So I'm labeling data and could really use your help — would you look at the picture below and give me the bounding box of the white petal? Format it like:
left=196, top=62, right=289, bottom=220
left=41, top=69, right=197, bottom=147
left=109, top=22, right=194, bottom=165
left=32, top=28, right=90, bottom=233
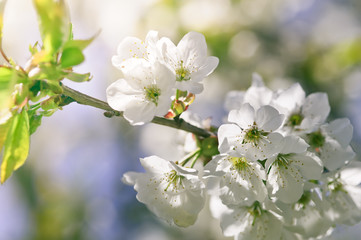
left=251, top=72, right=265, bottom=87
left=271, top=83, right=305, bottom=115
left=217, top=124, right=242, bottom=153
left=159, top=36, right=178, bottom=65
left=152, top=61, right=176, bottom=92
left=241, top=132, right=283, bottom=161
left=255, top=105, right=284, bottom=131
left=243, top=74, right=274, bottom=110
left=127, top=156, right=206, bottom=228
left=122, top=171, right=139, bottom=185
left=291, top=152, right=323, bottom=180
left=119, top=58, right=153, bottom=89
left=322, top=118, right=353, bottom=148
left=145, top=30, right=159, bottom=48
left=123, top=101, right=156, bottom=125
left=191, top=56, right=219, bottom=81
left=219, top=161, right=267, bottom=205
left=320, top=140, right=355, bottom=171
left=140, top=156, right=172, bottom=174
left=106, top=79, right=142, bottom=111
left=268, top=163, right=304, bottom=203
left=228, top=103, right=255, bottom=129
left=175, top=80, right=204, bottom=94
left=220, top=207, right=251, bottom=237
left=209, top=195, right=231, bottom=219
left=280, top=135, right=309, bottom=154
left=113, top=37, right=147, bottom=65
left=177, top=31, right=207, bottom=65
left=340, top=160, right=361, bottom=186
left=301, top=93, right=330, bottom=131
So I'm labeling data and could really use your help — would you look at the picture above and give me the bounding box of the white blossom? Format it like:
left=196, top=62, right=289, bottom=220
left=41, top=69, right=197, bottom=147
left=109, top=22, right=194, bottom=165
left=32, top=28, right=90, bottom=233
left=218, top=201, right=283, bottom=240
left=271, top=83, right=330, bottom=134
left=266, top=135, right=323, bottom=203
left=307, top=118, right=355, bottom=171
left=322, top=160, right=361, bottom=225
left=218, top=103, right=284, bottom=161
left=122, top=156, right=205, bottom=227
left=205, top=154, right=267, bottom=206
left=112, top=30, right=161, bottom=73
left=276, top=190, right=334, bottom=238
left=159, top=31, right=219, bottom=94
left=106, top=59, right=175, bottom=125
left=224, top=73, right=273, bottom=111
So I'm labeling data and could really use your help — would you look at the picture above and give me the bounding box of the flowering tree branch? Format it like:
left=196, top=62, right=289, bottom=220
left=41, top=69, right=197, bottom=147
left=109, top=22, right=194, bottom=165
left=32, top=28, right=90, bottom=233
left=61, top=84, right=213, bottom=138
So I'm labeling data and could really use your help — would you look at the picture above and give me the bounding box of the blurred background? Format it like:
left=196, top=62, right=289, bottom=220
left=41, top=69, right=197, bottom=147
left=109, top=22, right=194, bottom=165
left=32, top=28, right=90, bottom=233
left=1, top=0, right=361, bottom=239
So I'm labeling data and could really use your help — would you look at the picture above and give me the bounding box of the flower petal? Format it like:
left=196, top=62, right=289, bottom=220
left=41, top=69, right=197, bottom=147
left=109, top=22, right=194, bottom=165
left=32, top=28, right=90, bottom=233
left=123, top=101, right=156, bottom=125
left=255, top=105, right=284, bottom=132
left=280, top=135, right=309, bottom=154
left=228, top=103, right=255, bottom=129
left=177, top=31, right=207, bottom=65
left=320, top=140, right=355, bottom=171
left=217, top=124, right=242, bottom=153
left=322, top=118, right=353, bottom=148
left=291, top=152, right=323, bottom=180
left=106, top=79, right=142, bottom=111
left=112, top=37, right=147, bottom=67
left=271, top=83, right=305, bottom=115
left=268, top=163, right=304, bottom=203
left=301, top=93, right=330, bottom=131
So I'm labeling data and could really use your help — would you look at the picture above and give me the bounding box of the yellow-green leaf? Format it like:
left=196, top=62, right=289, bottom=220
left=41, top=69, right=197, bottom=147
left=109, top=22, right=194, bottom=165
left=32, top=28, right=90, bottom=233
left=0, top=115, right=12, bottom=151
left=65, top=72, right=91, bottom=82
left=1, top=110, right=30, bottom=183
left=0, top=67, right=16, bottom=110
left=33, top=0, right=70, bottom=58
left=60, top=47, right=84, bottom=68
left=63, top=31, right=99, bottom=51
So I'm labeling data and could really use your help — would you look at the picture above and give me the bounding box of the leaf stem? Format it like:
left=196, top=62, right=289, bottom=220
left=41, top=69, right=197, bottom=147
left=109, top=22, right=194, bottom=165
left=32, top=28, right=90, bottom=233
left=61, top=84, right=213, bottom=138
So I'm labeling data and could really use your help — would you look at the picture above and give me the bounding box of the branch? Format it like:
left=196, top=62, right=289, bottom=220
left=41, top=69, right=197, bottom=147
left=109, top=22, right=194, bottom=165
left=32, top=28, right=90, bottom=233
left=61, top=84, right=213, bottom=138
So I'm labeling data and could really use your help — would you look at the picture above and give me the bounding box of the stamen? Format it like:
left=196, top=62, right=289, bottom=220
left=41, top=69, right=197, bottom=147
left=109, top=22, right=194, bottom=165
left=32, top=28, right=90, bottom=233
left=144, top=84, right=161, bottom=106
left=175, top=60, right=191, bottom=82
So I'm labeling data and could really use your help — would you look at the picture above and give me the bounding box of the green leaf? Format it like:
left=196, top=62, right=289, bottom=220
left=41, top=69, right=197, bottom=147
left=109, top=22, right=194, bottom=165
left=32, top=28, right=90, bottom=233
left=65, top=72, right=91, bottom=82
left=28, top=112, right=42, bottom=135
left=60, top=47, right=85, bottom=68
left=33, top=0, right=69, bottom=58
left=0, top=116, right=12, bottom=151
left=1, top=110, right=30, bottom=183
left=0, top=67, right=16, bottom=110
left=63, top=32, right=98, bottom=51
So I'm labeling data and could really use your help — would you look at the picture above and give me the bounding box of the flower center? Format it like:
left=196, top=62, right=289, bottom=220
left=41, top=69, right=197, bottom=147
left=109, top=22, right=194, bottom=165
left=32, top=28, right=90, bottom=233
left=243, top=125, right=267, bottom=146
left=288, top=113, right=304, bottom=127
left=273, top=153, right=292, bottom=169
left=307, top=131, right=325, bottom=149
left=328, top=179, right=347, bottom=193
left=175, top=60, right=191, bottom=82
left=144, top=84, right=161, bottom=106
left=229, top=156, right=250, bottom=172
left=248, top=201, right=263, bottom=225
left=164, top=170, right=184, bottom=192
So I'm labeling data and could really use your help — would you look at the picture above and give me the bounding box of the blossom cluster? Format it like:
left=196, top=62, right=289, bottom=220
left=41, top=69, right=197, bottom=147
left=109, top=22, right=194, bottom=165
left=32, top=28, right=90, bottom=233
left=109, top=32, right=361, bottom=240
left=106, top=31, right=218, bottom=125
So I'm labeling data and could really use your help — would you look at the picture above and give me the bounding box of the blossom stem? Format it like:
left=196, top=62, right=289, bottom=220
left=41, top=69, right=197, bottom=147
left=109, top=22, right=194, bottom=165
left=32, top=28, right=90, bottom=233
left=179, top=148, right=201, bottom=166
left=190, top=151, right=201, bottom=168
left=61, top=84, right=213, bottom=138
